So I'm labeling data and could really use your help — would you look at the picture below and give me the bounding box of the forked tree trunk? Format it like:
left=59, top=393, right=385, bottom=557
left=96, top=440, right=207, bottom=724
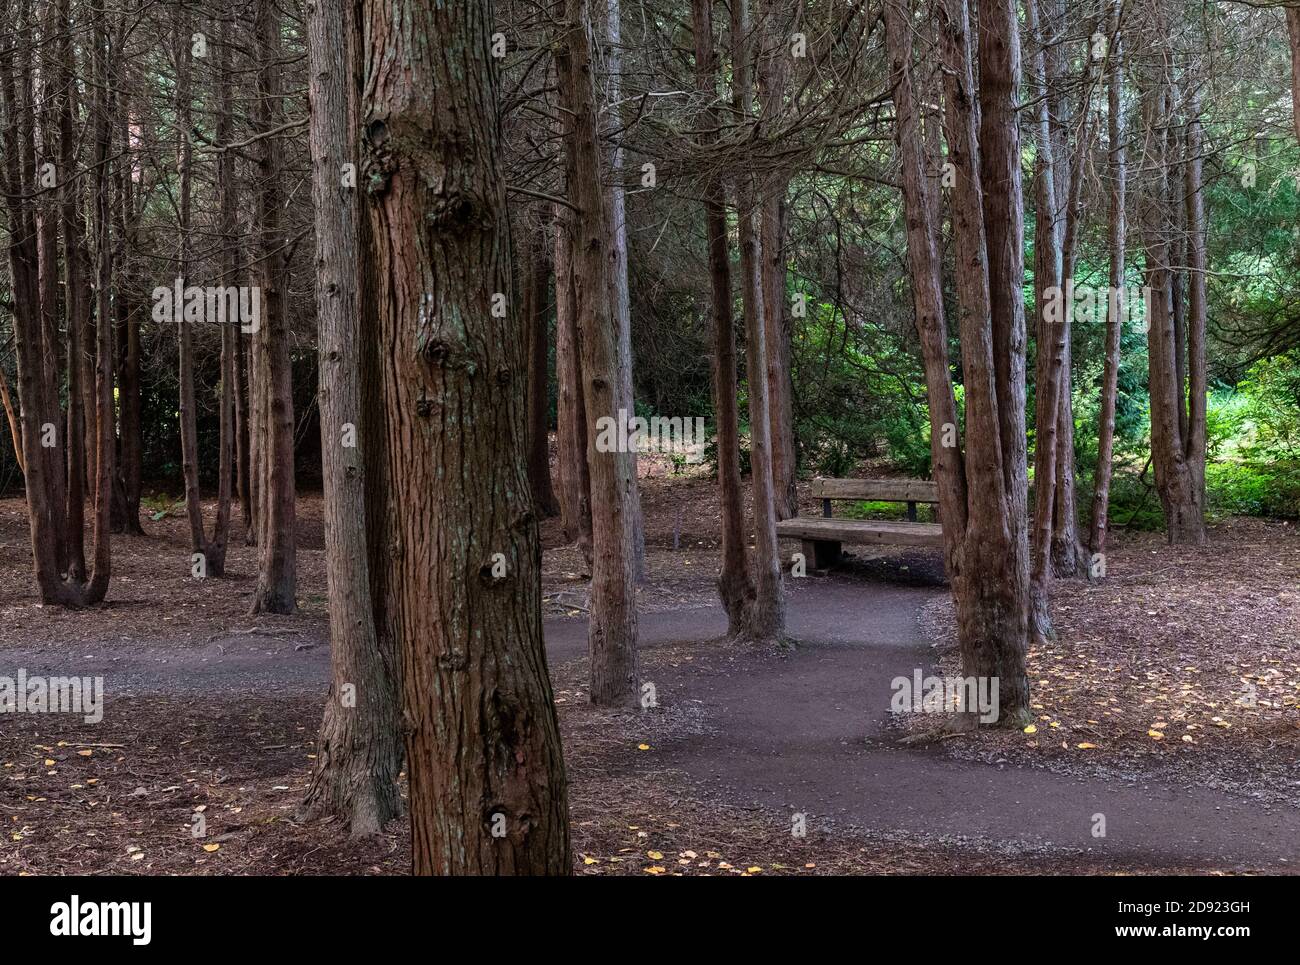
left=938, top=0, right=1031, bottom=724
left=692, top=0, right=756, bottom=636
left=249, top=0, right=296, bottom=613
left=360, top=0, right=570, bottom=874
left=1089, top=0, right=1126, bottom=558
left=1, top=0, right=113, bottom=609
left=1139, top=46, right=1206, bottom=544
left=301, top=0, right=402, bottom=836
left=732, top=0, right=785, bottom=642
left=556, top=0, right=640, bottom=703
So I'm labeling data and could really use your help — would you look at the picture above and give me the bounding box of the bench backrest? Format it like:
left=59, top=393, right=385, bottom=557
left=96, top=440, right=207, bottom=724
left=810, top=477, right=939, bottom=503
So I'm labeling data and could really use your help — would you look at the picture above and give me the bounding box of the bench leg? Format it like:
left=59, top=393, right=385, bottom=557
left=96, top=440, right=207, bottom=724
left=801, top=539, right=841, bottom=570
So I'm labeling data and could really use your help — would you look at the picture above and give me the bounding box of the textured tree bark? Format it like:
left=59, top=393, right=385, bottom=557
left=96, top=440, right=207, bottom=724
left=1139, top=42, right=1205, bottom=545
left=1183, top=93, right=1209, bottom=519
left=361, top=0, right=571, bottom=873
left=937, top=0, right=1031, bottom=724
left=556, top=0, right=641, bottom=703
left=1024, top=0, right=1064, bottom=641
left=249, top=0, right=297, bottom=613
left=553, top=210, right=594, bottom=564
left=0, top=358, right=23, bottom=474
left=732, top=0, right=786, bottom=642
left=602, top=0, right=647, bottom=581
left=301, top=0, right=403, bottom=837
left=693, top=0, right=756, bottom=636
left=1288, top=8, right=1300, bottom=144
left=524, top=232, right=561, bottom=517
left=1, top=0, right=112, bottom=608
left=1090, top=0, right=1126, bottom=558
left=758, top=3, right=797, bottom=521
left=884, top=0, right=966, bottom=580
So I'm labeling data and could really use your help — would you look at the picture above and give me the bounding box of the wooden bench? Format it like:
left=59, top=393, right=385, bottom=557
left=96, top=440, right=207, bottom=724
left=775, top=478, right=943, bottom=569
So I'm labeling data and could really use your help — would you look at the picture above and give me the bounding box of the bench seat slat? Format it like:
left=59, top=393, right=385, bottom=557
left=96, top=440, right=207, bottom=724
left=775, top=516, right=944, bottom=548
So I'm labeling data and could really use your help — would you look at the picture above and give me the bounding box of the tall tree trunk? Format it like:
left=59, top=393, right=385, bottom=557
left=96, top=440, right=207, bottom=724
left=2, top=0, right=112, bottom=608
left=1183, top=92, right=1209, bottom=518
left=1089, top=0, right=1126, bottom=558
left=884, top=0, right=966, bottom=580
left=1138, top=39, right=1205, bottom=544
left=731, top=0, right=786, bottom=642
left=1288, top=7, right=1300, bottom=145
left=554, top=208, right=594, bottom=564
left=301, top=0, right=402, bottom=836
left=692, top=0, right=756, bottom=636
left=113, top=72, right=144, bottom=536
left=84, top=8, right=117, bottom=605
left=758, top=2, right=797, bottom=520
left=938, top=0, right=1031, bottom=724
left=524, top=231, right=561, bottom=517
left=249, top=0, right=297, bottom=613
left=361, top=0, right=570, bottom=874
left=602, top=0, right=647, bottom=580
left=1025, top=0, right=1065, bottom=641
left=556, top=0, right=640, bottom=703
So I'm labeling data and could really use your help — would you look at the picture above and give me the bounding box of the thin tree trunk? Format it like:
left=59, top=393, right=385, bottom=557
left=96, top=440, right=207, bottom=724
left=301, top=0, right=402, bottom=836
left=693, top=0, right=756, bottom=636
left=525, top=231, right=561, bottom=517
left=113, top=71, right=144, bottom=536
left=731, top=0, right=785, bottom=642
left=249, top=0, right=296, bottom=613
left=1184, top=92, right=1209, bottom=515
left=556, top=0, right=640, bottom=703
left=884, top=0, right=966, bottom=581
left=758, top=3, right=797, bottom=521
left=1090, top=0, right=1126, bottom=558
left=1288, top=7, right=1300, bottom=145
left=361, top=0, right=570, bottom=874
left=554, top=208, right=594, bottom=563
left=602, top=0, right=647, bottom=581
left=1025, top=0, right=1064, bottom=640
left=1139, top=37, right=1205, bottom=544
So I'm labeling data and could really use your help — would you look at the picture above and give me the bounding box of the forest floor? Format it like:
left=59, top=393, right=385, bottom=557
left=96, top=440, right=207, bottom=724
left=0, top=460, right=1297, bottom=875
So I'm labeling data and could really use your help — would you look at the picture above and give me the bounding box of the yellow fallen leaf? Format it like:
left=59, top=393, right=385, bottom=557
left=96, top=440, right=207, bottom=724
left=1023, top=724, right=1037, bottom=734
left=647, top=850, right=663, bottom=860
left=746, top=866, right=763, bottom=874
left=77, top=750, right=93, bottom=757
left=637, top=743, right=650, bottom=751
left=1076, top=742, right=1097, bottom=749
left=43, top=759, right=55, bottom=766
left=581, top=855, right=599, bottom=865
left=1147, top=729, right=1164, bottom=740
left=643, top=866, right=665, bottom=875
left=202, top=843, right=220, bottom=853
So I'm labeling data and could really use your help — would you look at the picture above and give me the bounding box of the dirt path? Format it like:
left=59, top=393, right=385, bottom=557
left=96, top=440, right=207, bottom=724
left=8, top=576, right=1296, bottom=871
